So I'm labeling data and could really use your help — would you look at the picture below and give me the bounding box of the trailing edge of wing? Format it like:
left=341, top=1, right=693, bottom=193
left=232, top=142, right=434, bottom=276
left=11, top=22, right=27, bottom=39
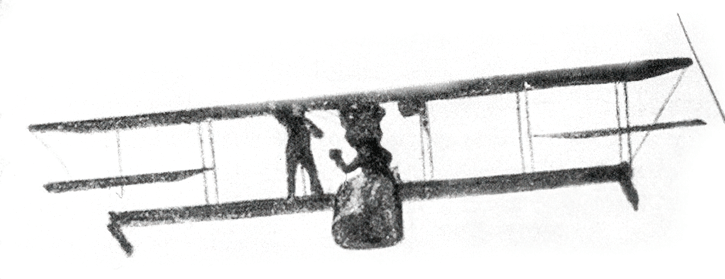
left=45, top=168, right=210, bottom=193
left=535, top=119, right=706, bottom=139
left=30, top=57, right=692, bottom=133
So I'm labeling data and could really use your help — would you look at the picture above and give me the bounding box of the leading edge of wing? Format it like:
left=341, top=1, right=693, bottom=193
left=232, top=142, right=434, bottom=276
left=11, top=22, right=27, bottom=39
left=30, top=57, right=692, bottom=133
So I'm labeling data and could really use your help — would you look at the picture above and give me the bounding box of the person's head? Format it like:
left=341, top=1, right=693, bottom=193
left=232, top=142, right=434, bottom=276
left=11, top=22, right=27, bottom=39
left=272, top=103, right=293, bottom=122
left=291, top=104, right=305, bottom=117
left=338, top=102, right=385, bottom=126
left=397, top=99, right=424, bottom=117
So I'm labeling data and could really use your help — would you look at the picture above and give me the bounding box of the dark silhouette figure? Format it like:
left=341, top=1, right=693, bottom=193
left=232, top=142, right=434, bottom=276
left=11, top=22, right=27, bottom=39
left=329, top=102, right=394, bottom=180
left=273, top=104, right=324, bottom=200
left=329, top=102, right=402, bottom=249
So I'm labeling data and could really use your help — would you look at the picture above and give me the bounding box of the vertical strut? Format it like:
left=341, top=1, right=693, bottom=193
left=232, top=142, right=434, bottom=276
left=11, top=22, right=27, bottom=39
left=197, top=123, right=209, bottom=204
left=198, top=120, right=219, bottom=204
left=208, top=121, right=219, bottom=203
left=614, top=82, right=638, bottom=210
left=516, top=91, right=526, bottom=172
left=615, top=83, right=624, bottom=162
left=624, top=82, right=633, bottom=163
left=524, top=88, right=535, bottom=171
left=419, top=103, right=434, bottom=180
left=516, top=87, right=534, bottom=172
left=419, top=119, right=427, bottom=179
left=614, top=83, right=632, bottom=163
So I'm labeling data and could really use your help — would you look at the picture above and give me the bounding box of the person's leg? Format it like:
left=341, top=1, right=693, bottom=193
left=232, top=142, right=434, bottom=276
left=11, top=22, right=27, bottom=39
left=301, top=152, right=324, bottom=195
left=286, top=155, right=298, bottom=200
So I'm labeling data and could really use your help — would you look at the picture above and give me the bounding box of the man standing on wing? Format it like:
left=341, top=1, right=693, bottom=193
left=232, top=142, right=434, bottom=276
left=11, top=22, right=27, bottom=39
left=273, top=104, right=325, bottom=200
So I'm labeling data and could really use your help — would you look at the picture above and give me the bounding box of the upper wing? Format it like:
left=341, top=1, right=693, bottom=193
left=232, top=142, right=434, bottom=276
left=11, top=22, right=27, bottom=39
left=29, top=57, right=692, bottom=133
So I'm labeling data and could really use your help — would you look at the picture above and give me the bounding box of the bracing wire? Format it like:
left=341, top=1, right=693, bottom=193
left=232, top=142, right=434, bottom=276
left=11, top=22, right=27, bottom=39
left=31, top=132, right=72, bottom=178
left=632, top=69, right=687, bottom=160
left=678, top=13, right=725, bottom=124
left=115, top=130, right=124, bottom=198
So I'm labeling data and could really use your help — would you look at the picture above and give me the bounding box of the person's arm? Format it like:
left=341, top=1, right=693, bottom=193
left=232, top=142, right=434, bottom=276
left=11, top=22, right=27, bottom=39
left=305, top=118, right=324, bottom=138
left=329, top=149, right=360, bottom=173
left=339, top=156, right=361, bottom=173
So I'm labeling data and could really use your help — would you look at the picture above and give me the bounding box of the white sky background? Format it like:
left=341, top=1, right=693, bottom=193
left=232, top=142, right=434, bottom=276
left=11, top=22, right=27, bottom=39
left=1, top=1, right=725, bottom=278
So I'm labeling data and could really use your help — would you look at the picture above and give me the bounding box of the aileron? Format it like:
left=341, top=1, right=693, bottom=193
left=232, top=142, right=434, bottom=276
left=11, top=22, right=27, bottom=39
left=535, top=119, right=706, bottom=139
left=45, top=168, right=210, bottom=193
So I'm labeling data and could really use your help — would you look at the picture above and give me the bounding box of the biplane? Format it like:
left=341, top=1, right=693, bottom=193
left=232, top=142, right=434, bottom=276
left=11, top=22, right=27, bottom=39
left=29, top=56, right=710, bottom=256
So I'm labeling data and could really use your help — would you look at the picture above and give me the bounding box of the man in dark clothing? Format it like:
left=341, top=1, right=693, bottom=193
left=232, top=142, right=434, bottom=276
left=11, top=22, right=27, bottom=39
left=329, top=102, right=394, bottom=181
left=329, top=138, right=393, bottom=181
left=273, top=104, right=324, bottom=200
left=328, top=102, right=402, bottom=249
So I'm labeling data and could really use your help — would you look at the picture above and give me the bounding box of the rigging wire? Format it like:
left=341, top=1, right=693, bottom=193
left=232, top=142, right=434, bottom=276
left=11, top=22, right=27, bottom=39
left=678, top=13, right=725, bottom=124
left=632, top=69, right=688, bottom=160
left=31, top=132, right=71, bottom=178
left=115, top=130, right=124, bottom=198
